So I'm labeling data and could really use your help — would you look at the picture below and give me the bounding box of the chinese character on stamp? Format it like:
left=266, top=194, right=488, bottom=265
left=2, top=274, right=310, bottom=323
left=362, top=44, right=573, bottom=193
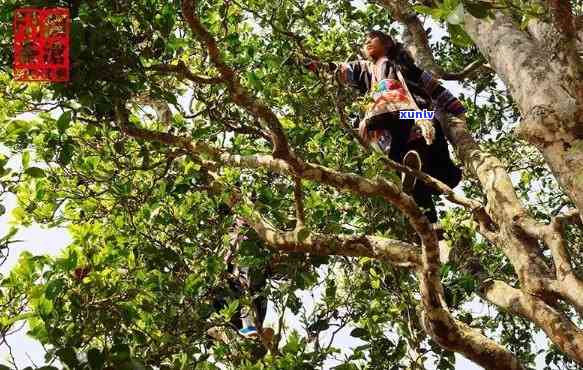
left=13, top=7, right=70, bottom=82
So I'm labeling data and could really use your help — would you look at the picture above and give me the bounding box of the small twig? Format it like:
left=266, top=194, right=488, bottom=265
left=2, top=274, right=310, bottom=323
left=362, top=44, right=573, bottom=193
left=25, top=352, right=37, bottom=369
left=293, top=177, right=305, bottom=229
left=144, top=61, right=224, bottom=84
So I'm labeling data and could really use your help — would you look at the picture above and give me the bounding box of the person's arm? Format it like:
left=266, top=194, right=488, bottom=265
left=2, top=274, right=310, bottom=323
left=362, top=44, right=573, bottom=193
left=396, top=49, right=466, bottom=116
left=338, top=61, right=369, bottom=93
left=420, top=71, right=467, bottom=116
left=305, top=59, right=369, bottom=94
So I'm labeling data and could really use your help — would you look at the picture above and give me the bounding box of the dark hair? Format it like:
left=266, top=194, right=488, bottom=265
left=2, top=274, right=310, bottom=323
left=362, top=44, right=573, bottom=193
left=365, top=30, right=395, bottom=56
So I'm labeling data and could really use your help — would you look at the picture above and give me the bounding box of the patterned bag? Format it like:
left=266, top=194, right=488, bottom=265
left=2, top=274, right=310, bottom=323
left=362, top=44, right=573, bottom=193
left=358, top=61, right=435, bottom=145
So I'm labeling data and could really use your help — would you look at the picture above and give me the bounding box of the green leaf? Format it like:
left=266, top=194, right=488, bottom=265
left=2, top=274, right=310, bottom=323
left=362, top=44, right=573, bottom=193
left=448, top=24, right=473, bottom=47
left=58, top=142, right=74, bottom=166
left=111, top=343, right=131, bottom=361
left=25, top=167, right=45, bottom=178
left=0, top=227, right=18, bottom=244
left=0, top=204, right=5, bottom=216
left=87, top=348, right=105, bottom=370
left=413, top=5, right=434, bottom=15
left=185, top=274, right=203, bottom=295
left=128, top=249, right=136, bottom=269
left=1, top=312, right=35, bottom=327
left=350, top=327, right=368, bottom=338
left=446, top=3, right=464, bottom=25
left=57, top=111, right=72, bottom=134
left=308, top=319, right=330, bottom=332
left=56, top=347, right=79, bottom=368
left=221, top=300, right=239, bottom=320
left=297, top=227, right=310, bottom=242
left=45, top=278, right=65, bottom=299
left=282, top=331, right=302, bottom=354
left=443, top=0, right=459, bottom=11
left=36, top=296, right=54, bottom=317
left=465, top=2, right=490, bottom=18
left=22, top=151, right=30, bottom=169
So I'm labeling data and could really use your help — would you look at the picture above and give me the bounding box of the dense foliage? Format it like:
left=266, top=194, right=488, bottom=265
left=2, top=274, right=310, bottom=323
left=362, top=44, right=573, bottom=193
left=0, top=0, right=582, bottom=369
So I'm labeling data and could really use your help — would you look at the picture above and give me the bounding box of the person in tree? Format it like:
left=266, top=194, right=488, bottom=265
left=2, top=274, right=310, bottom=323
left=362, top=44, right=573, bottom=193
left=207, top=216, right=274, bottom=343
left=307, top=30, right=464, bottom=232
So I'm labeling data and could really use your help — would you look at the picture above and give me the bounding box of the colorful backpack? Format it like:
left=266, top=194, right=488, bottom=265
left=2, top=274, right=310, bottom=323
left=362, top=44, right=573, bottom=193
left=358, top=61, right=434, bottom=145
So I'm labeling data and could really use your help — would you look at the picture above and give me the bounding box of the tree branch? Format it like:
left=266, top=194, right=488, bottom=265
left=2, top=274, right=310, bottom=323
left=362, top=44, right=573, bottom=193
left=181, top=0, right=296, bottom=162
left=117, top=38, right=522, bottom=370
left=293, top=178, right=305, bottom=229
left=555, top=208, right=582, bottom=226
left=463, top=10, right=583, bottom=223
left=375, top=0, right=487, bottom=81
left=443, top=115, right=552, bottom=287
left=246, top=210, right=421, bottom=268
left=145, top=61, right=225, bottom=84
left=482, top=280, right=583, bottom=364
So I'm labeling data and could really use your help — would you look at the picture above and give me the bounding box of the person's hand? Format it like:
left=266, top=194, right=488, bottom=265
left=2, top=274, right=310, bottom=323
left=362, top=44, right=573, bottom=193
left=454, top=113, right=466, bottom=122
left=302, top=58, right=319, bottom=72
left=448, top=113, right=467, bottom=131
left=339, top=63, right=348, bottom=81
left=416, top=119, right=435, bottom=145
left=358, top=118, right=370, bottom=143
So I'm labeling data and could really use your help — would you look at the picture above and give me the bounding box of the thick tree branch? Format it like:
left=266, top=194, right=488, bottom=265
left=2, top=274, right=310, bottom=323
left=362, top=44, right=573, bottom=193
left=547, top=0, right=578, bottom=42
left=514, top=215, right=583, bottom=315
left=416, top=200, right=524, bottom=370
left=463, top=10, right=583, bottom=223
left=458, top=7, right=583, bottom=308
left=442, top=116, right=551, bottom=284
left=483, top=280, right=583, bottom=364
left=442, top=107, right=583, bottom=361
left=181, top=0, right=296, bottom=162
left=556, top=209, right=582, bottom=226
left=246, top=211, right=421, bottom=267
left=376, top=0, right=487, bottom=81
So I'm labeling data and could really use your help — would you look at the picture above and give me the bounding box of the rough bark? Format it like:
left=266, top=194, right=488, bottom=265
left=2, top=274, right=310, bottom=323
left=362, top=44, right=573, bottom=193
left=463, top=10, right=583, bottom=223
left=378, top=0, right=487, bottom=80
left=483, top=280, right=583, bottom=363
left=247, top=213, right=421, bottom=267
left=439, top=8, right=583, bottom=364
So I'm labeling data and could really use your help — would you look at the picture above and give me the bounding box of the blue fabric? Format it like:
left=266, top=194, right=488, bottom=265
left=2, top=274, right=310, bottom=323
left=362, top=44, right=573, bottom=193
left=239, top=327, right=258, bottom=336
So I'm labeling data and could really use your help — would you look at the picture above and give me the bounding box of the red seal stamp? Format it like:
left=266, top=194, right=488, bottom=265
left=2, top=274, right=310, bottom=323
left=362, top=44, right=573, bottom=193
left=13, top=7, right=70, bottom=82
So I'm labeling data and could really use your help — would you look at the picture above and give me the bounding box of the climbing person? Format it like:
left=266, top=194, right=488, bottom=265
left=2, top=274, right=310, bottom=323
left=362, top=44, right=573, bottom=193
left=207, top=216, right=274, bottom=343
left=305, top=30, right=464, bottom=232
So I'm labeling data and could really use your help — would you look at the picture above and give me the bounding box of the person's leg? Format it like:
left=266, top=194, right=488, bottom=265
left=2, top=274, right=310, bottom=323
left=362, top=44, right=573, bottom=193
left=406, top=137, right=438, bottom=222
left=412, top=182, right=438, bottom=223
left=207, top=287, right=239, bottom=343
left=425, top=120, right=462, bottom=189
left=401, top=150, right=422, bottom=193
left=237, top=267, right=259, bottom=338
left=249, top=270, right=268, bottom=327
left=367, top=117, right=439, bottom=218
left=386, top=119, right=414, bottom=162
